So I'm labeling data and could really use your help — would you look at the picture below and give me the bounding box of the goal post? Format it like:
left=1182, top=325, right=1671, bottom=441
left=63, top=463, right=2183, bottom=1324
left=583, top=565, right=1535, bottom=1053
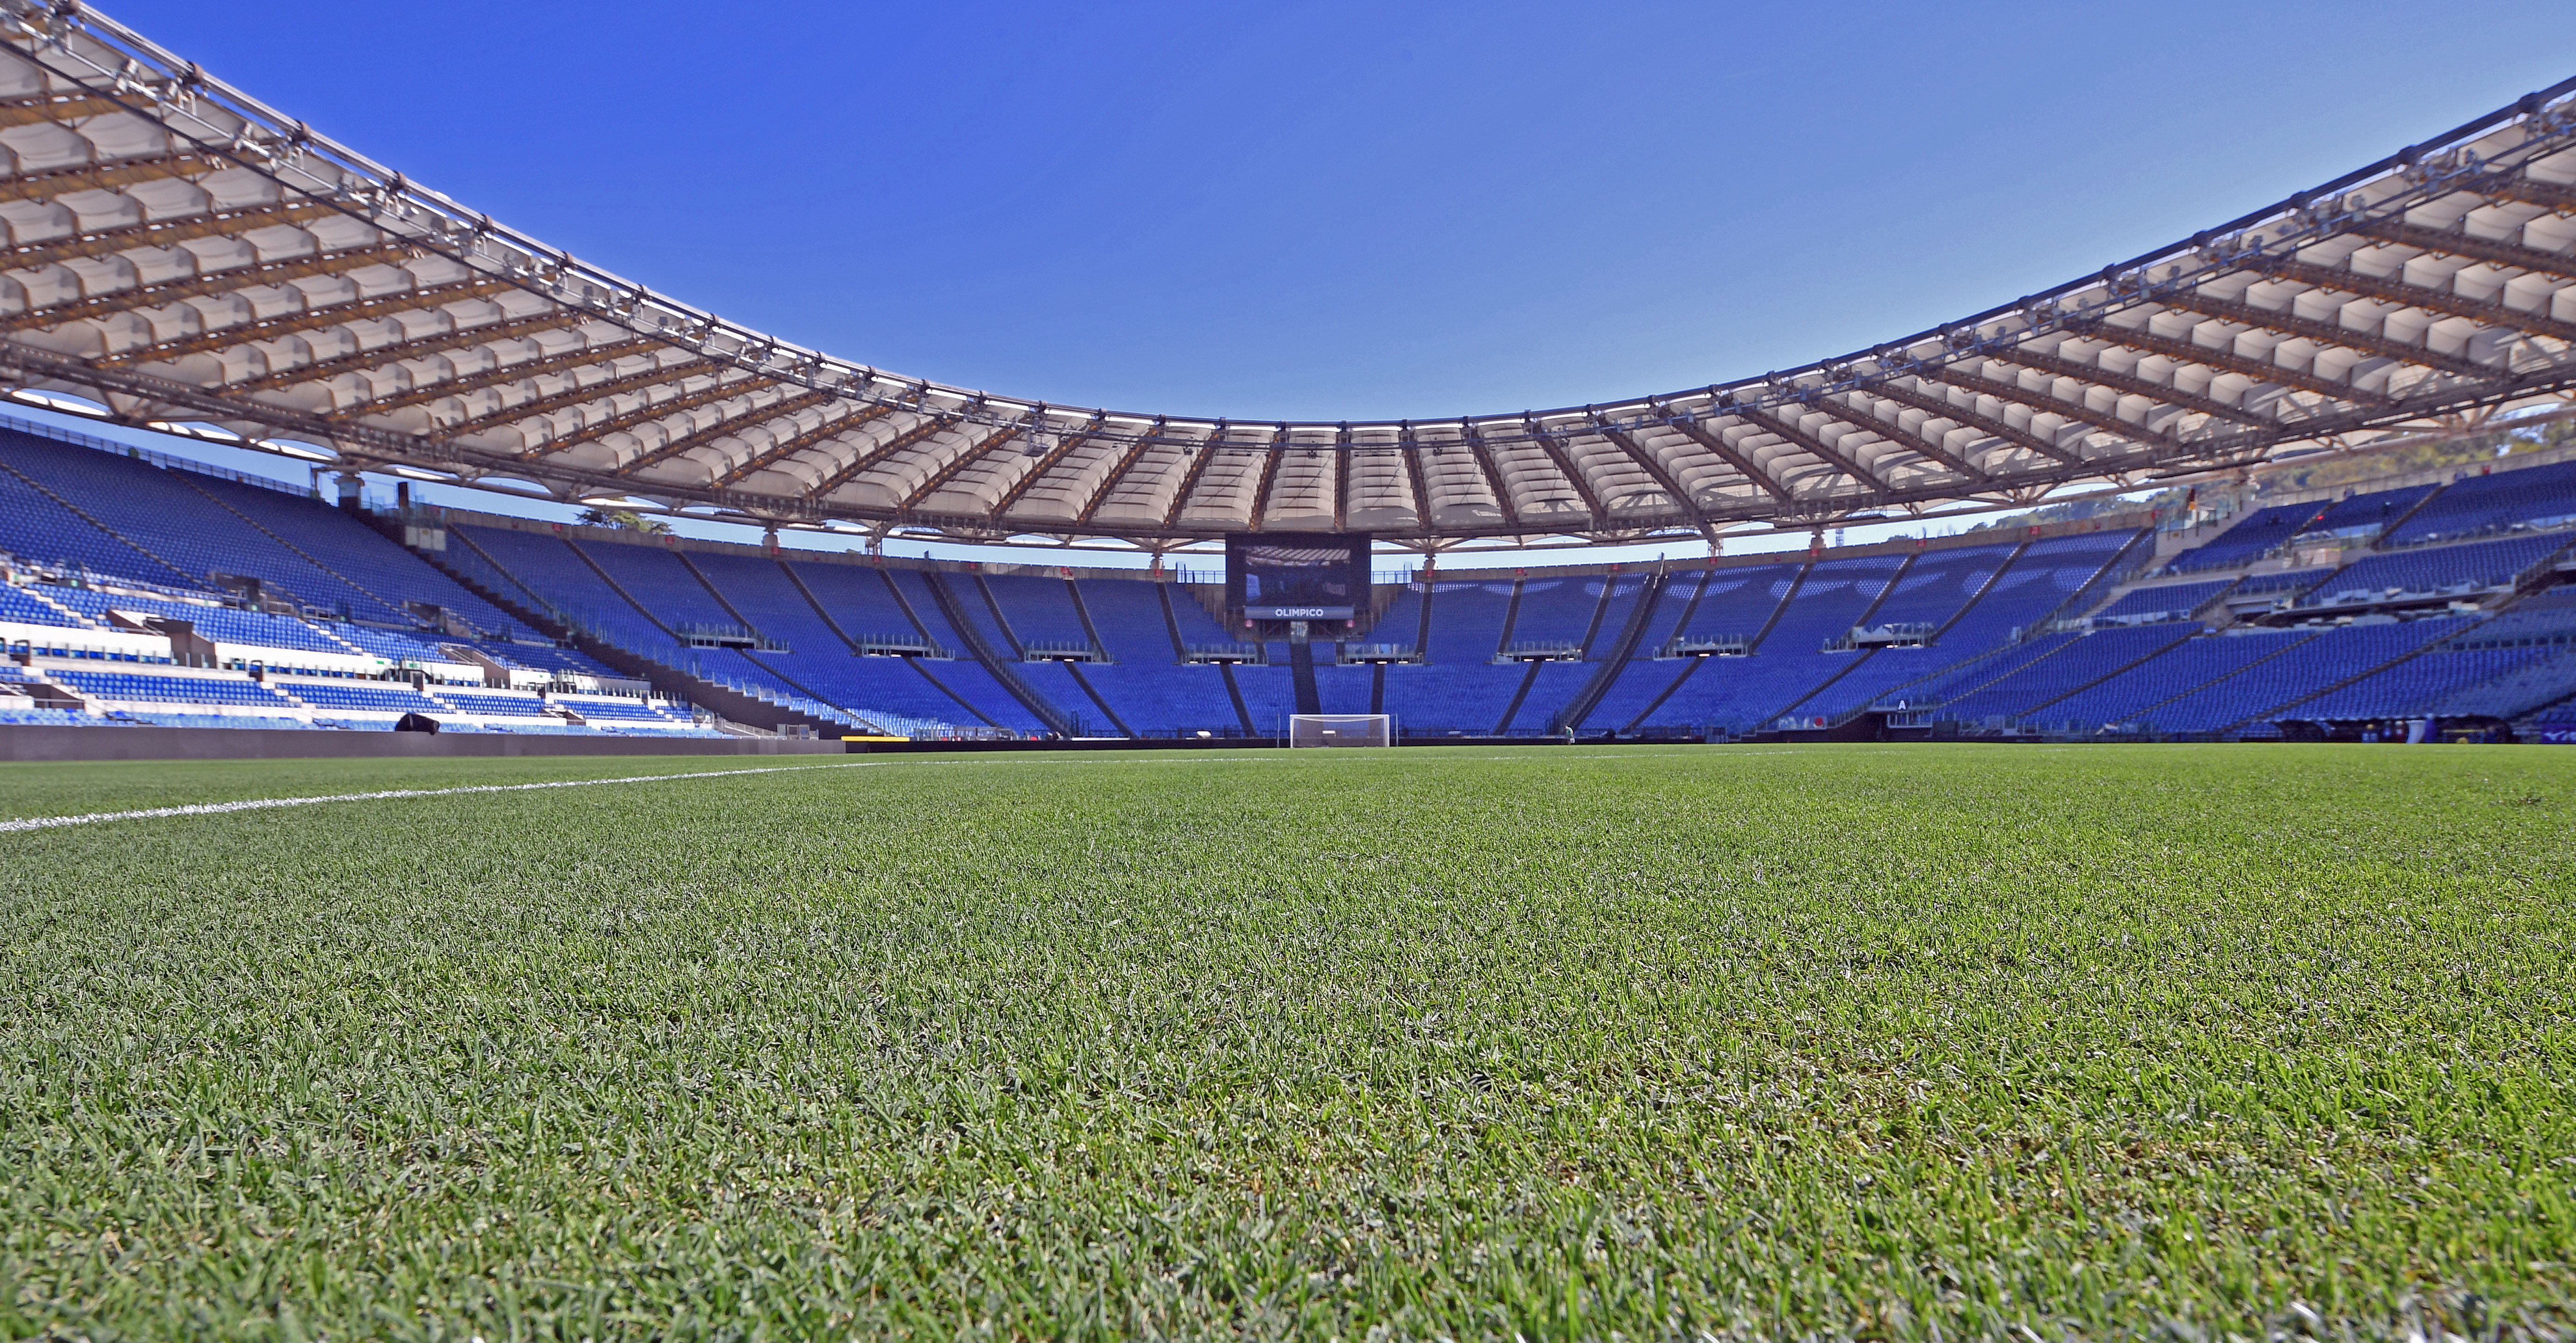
left=1287, top=713, right=1395, bottom=747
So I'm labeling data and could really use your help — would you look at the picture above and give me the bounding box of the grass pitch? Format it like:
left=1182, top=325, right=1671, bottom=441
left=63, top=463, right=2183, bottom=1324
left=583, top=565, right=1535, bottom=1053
left=0, top=743, right=2569, bottom=1340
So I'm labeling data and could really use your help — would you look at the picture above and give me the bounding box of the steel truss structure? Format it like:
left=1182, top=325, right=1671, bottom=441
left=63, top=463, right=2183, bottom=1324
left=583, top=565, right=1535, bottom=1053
left=0, top=2, right=2572, bottom=550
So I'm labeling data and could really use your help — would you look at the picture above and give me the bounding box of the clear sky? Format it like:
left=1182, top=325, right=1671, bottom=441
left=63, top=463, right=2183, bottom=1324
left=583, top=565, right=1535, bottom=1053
left=31, top=0, right=2576, bottom=565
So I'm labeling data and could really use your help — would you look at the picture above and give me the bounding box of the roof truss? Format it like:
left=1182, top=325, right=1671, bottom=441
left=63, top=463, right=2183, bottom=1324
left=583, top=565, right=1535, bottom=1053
left=0, top=10, right=2563, bottom=547
left=711, top=403, right=895, bottom=489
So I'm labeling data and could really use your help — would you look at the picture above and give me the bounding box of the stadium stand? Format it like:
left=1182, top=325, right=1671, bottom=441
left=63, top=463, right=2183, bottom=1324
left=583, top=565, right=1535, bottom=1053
left=2280, top=643, right=2549, bottom=725
left=425, top=690, right=555, bottom=718
left=0, top=461, right=201, bottom=586
left=684, top=551, right=966, bottom=735
left=2162, top=502, right=2328, bottom=573
left=2384, top=460, right=2576, bottom=545
left=1932, top=624, right=2195, bottom=728
left=0, top=413, right=2574, bottom=745
left=2295, top=534, right=2569, bottom=608
left=1063, top=575, right=1252, bottom=736
left=1655, top=554, right=1907, bottom=733
left=43, top=587, right=356, bottom=657
left=2028, top=628, right=2314, bottom=734
left=552, top=694, right=703, bottom=729
left=2149, top=619, right=2471, bottom=734
left=1785, top=541, right=2054, bottom=722
left=981, top=574, right=1097, bottom=654
left=454, top=527, right=681, bottom=659
left=1381, top=575, right=1532, bottom=735
left=189, top=474, right=542, bottom=640
left=2300, top=484, right=2440, bottom=540
left=2424, top=643, right=2576, bottom=722
left=2090, top=580, right=2235, bottom=626
left=0, top=431, right=404, bottom=622
left=48, top=668, right=296, bottom=711
left=1762, top=555, right=1991, bottom=720
left=869, top=567, right=1056, bottom=735
left=275, top=681, right=447, bottom=715
left=472, top=640, right=625, bottom=682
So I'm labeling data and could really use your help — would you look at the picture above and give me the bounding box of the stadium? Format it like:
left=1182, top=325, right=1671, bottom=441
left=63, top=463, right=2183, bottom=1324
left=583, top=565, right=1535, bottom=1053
left=0, top=2, right=2570, bottom=1339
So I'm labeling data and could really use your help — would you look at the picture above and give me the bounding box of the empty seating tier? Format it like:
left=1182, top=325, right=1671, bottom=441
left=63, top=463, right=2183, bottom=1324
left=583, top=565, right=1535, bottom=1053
left=52, top=669, right=294, bottom=708
left=2386, top=460, right=2576, bottom=545
left=2297, top=534, right=2568, bottom=608
left=0, top=416, right=2572, bottom=742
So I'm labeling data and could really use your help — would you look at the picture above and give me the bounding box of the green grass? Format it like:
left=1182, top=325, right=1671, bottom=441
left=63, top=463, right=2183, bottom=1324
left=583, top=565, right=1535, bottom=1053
left=1, top=743, right=2569, bottom=1339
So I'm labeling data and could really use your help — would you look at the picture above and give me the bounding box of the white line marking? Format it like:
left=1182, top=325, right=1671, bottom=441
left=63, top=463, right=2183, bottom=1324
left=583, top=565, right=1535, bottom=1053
left=0, top=759, right=884, bottom=833
left=0, top=741, right=1802, bottom=834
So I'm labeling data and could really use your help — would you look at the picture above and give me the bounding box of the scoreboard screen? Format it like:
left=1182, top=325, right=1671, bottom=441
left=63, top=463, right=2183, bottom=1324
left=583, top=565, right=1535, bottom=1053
left=1227, top=533, right=1370, bottom=621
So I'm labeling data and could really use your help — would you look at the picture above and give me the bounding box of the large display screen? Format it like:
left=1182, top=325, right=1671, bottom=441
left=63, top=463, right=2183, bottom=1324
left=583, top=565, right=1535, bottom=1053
left=1227, top=533, right=1370, bottom=621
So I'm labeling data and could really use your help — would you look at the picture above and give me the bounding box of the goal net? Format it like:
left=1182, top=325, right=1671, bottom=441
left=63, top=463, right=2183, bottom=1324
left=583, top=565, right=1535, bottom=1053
left=1288, top=713, right=1395, bottom=747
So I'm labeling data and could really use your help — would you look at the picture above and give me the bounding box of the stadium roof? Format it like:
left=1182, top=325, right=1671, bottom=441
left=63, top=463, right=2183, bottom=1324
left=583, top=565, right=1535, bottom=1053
left=0, top=5, right=2572, bottom=551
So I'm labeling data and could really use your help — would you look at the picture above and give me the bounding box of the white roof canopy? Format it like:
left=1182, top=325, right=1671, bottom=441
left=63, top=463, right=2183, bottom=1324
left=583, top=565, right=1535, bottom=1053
left=1, top=1, right=2573, bottom=547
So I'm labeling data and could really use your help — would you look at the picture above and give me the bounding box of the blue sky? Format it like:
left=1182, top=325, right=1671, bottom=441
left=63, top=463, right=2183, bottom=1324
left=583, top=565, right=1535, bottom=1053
left=33, top=0, right=2576, bottom=565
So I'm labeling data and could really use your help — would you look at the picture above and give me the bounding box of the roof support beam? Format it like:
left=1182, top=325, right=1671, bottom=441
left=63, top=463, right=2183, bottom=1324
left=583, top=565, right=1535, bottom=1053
left=1456, top=423, right=1523, bottom=528
left=1331, top=426, right=1357, bottom=533
left=2153, top=288, right=2496, bottom=381
left=0, top=95, right=132, bottom=128
left=95, top=275, right=521, bottom=368
left=1, top=200, right=340, bottom=273
left=1734, top=405, right=1895, bottom=501
left=1072, top=418, right=1173, bottom=525
left=327, top=339, right=677, bottom=419
left=711, top=403, right=894, bottom=488
left=1399, top=424, right=1434, bottom=530
left=620, top=388, right=837, bottom=475
left=515, top=374, right=773, bottom=459
left=1248, top=427, right=1291, bottom=528
left=904, top=414, right=1040, bottom=510
left=0, top=151, right=225, bottom=207
left=2476, top=171, right=2576, bottom=214
left=2249, top=253, right=2576, bottom=345
left=1860, top=379, right=2084, bottom=467
left=223, top=309, right=584, bottom=393
left=2349, top=218, right=2576, bottom=282
left=11, top=41, right=2573, bottom=550
left=1522, top=418, right=1606, bottom=520
left=805, top=410, right=966, bottom=499
left=1994, top=343, right=2273, bottom=426
left=1587, top=417, right=1706, bottom=521
left=1656, top=405, right=1793, bottom=504
left=446, top=362, right=730, bottom=438
left=6, top=241, right=417, bottom=331
left=1802, top=394, right=1995, bottom=482
left=2062, top=319, right=2400, bottom=406
left=990, top=413, right=1108, bottom=517
left=1921, top=363, right=2176, bottom=455
left=1158, top=425, right=1238, bottom=530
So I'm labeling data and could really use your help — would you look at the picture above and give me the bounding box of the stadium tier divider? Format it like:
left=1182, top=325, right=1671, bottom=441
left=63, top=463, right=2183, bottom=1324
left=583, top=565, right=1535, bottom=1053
left=862, top=567, right=1048, bottom=734
left=914, top=569, right=1076, bottom=735
left=1553, top=567, right=1671, bottom=731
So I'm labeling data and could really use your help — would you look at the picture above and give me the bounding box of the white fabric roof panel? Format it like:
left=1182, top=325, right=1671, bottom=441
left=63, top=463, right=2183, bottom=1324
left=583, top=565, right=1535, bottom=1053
left=0, top=3, right=2573, bottom=547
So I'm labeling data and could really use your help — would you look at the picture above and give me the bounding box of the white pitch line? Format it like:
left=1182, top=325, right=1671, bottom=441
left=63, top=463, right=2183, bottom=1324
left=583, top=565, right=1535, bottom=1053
left=0, top=759, right=887, bottom=834
left=0, top=742, right=1809, bottom=834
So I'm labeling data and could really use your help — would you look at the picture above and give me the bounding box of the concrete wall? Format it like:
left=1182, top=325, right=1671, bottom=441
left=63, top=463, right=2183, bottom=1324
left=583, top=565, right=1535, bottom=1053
left=0, top=726, right=848, bottom=762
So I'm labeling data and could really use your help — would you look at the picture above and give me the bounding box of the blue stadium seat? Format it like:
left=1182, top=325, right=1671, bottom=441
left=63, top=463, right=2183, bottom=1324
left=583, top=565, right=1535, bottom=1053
left=2164, top=502, right=2328, bottom=572
left=2297, top=534, right=2569, bottom=608
left=272, top=681, right=447, bottom=714
left=50, top=668, right=294, bottom=708
left=2385, top=460, right=2576, bottom=545
left=2090, top=579, right=2236, bottom=625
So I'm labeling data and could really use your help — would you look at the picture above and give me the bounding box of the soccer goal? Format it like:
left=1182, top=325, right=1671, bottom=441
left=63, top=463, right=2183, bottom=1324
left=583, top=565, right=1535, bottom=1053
left=1287, top=713, right=1395, bottom=747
